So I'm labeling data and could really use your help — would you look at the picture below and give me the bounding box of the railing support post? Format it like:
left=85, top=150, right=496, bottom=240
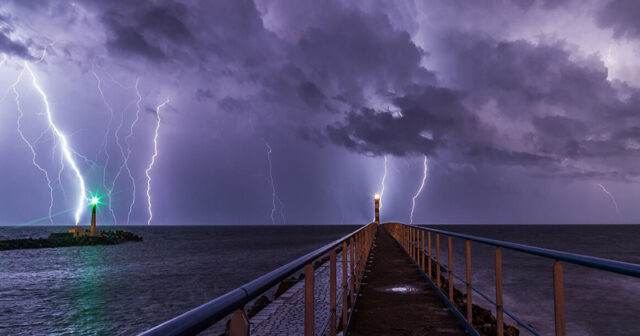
left=553, top=261, right=566, bottom=336
left=410, top=228, right=414, bottom=260
left=342, top=242, right=348, bottom=329
left=421, top=230, right=425, bottom=271
left=413, top=228, right=416, bottom=260
left=304, top=264, right=315, bottom=336
left=330, top=249, right=337, bottom=336
left=448, top=236, right=453, bottom=302
left=427, top=231, right=432, bottom=280
left=495, top=247, right=504, bottom=336
left=349, top=238, right=355, bottom=307
left=228, top=309, right=249, bottom=336
left=465, top=240, right=472, bottom=324
left=436, top=234, right=441, bottom=288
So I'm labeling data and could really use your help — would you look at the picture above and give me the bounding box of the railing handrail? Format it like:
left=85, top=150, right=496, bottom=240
left=139, top=223, right=373, bottom=336
left=400, top=223, right=640, bottom=278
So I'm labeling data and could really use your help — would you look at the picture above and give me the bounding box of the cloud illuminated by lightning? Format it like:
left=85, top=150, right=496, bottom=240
left=145, top=99, right=170, bottom=225
left=410, top=155, right=428, bottom=225
left=597, top=183, right=622, bottom=222
left=24, top=62, right=87, bottom=224
left=12, top=67, right=55, bottom=224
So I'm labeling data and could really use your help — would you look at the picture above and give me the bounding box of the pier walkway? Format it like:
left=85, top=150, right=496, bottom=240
left=348, top=229, right=466, bottom=335
left=141, top=214, right=640, bottom=336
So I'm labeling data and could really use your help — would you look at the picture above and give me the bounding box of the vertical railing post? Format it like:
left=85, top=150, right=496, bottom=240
left=349, top=238, right=355, bottom=306
left=436, top=234, right=441, bottom=288
left=342, top=242, right=348, bottom=328
left=448, top=236, right=453, bottom=302
left=415, top=228, right=419, bottom=266
left=421, top=230, right=425, bottom=271
left=411, top=228, right=415, bottom=260
left=304, top=264, right=315, bottom=336
left=427, top=231, right=432, bottom=280
left=553, top=261, right=566, bottom=336
left=354, top=234, right=359, bottom=289
left=330, top=249, right=337, bottom=336
left=228, top=309, right=249, bottom=336
left=465, top=240, right=472, bottom=324
left=495, top=247, right=504, bottom=336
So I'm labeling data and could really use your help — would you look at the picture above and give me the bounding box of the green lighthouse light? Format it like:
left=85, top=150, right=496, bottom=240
left=90, top=197, right=99, bottom=206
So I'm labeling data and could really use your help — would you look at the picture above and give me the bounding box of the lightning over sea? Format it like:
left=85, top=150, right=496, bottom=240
left=145, top=99, right=169, bottom=226
left=2, top=3, right=640, bottom=336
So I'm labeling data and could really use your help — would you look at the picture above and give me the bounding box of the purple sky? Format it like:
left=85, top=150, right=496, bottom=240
left=0, top=0, right=640, bottom=225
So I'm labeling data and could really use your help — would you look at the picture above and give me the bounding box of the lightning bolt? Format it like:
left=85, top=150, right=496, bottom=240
left=145, top=99, right=170, bottom=225
left=24, top=62, right=87, bottom=224
left=597, top=183, right=623, bottom=222
left=410, top=155, right=428, bottom=225
left=92, top=66, right=117, bottom=224
left=265, top=142, right=279, bottom=224
left=12, top=67, right=55, bottom=224
left=120, top=78, right=143, bottom=225
left=263, top=142, right=286, bottom=224
left=379, top=155, right=388, bottom=210
left=277, top=195, right=286, bottom=224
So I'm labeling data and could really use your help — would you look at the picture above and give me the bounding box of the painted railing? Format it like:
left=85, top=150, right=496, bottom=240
left=384, top=222, right=640, bottom=336
left=139, top=223, right=377, bottom=336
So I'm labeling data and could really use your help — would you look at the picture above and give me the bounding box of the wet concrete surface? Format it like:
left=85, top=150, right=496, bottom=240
left=348, top=229, right=467, bottom=336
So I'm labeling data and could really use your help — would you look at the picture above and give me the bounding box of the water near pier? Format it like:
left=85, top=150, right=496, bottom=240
left=0, top=225, right=638, bottom=335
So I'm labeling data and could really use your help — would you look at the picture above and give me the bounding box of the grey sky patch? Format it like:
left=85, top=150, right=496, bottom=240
left=0, top=31, right=33, bottom=59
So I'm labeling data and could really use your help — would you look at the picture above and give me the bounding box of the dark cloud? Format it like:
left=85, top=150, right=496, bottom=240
left=218, top=96, right=251, bottom=113
left=297, top=81, right=325, bottom=109
left=326, top=86, right=471, bottom=157
left=0, top=31, right=33, bottom=59
left=323, top=30, right=640, bottom=178
left=296, top=9, right=436, bottom=97
left=596, top=0, right=640, bottom=39
left=196, top=88, right=214, bottom=101
left=139, top=6, right=191, bottom=42
left=106, top=26, right=166, bottom=60
left=466, top=146, right=557, bottom=166
left=2, top=0, right=640, bottom=225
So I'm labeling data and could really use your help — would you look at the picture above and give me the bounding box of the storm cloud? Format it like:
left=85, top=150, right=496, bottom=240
left=0, top=0, right=639, bottom=225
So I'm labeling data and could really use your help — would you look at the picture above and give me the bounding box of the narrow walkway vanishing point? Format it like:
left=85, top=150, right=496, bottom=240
left=348, top=229, right=466, bottom=336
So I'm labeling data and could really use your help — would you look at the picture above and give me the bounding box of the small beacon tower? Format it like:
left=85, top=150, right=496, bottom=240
left=90, top=196, right=99, bottom=236
left=374, top=194, right=380, bottom=225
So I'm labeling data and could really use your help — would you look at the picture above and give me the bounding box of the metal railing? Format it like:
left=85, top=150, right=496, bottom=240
left=139, top=223, right=377, bottom=336
left=384, top=222, right=640, bottom=336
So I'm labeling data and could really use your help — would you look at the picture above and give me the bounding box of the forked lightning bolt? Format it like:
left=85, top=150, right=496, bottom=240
left=597, top=183, right=622, bottom=222
left=378, top=155, right=388, bottom=210
left=92, top=66, right=117, bottom=224
left=12, top=67, right=55, bottom=224
left=122, top=78, right=143, bottom=225
left=265, top=142, right=280, bottom=225
left=145, top=99, right=170, bottom=225
left=24, top=62, right=87, bottom=224
left=410, top=155, right=428, bottom=225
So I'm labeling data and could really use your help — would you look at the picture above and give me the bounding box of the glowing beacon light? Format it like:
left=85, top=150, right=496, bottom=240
left=374, top=194, right=380, bottom=200
left=88, top=194, right=100, bottom=236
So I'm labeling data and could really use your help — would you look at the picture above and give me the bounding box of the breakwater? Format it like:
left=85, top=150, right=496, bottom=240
left=0, top=230, right=142, bottom=251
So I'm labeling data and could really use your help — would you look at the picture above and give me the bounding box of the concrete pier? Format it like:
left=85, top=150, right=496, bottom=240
left=348, top=229, right=466, bottom=335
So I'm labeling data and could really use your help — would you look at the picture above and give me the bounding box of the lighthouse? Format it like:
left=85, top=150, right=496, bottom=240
left=374, top=194, right=380, bottom=225
left=90, top=196, right=98, bottom=236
